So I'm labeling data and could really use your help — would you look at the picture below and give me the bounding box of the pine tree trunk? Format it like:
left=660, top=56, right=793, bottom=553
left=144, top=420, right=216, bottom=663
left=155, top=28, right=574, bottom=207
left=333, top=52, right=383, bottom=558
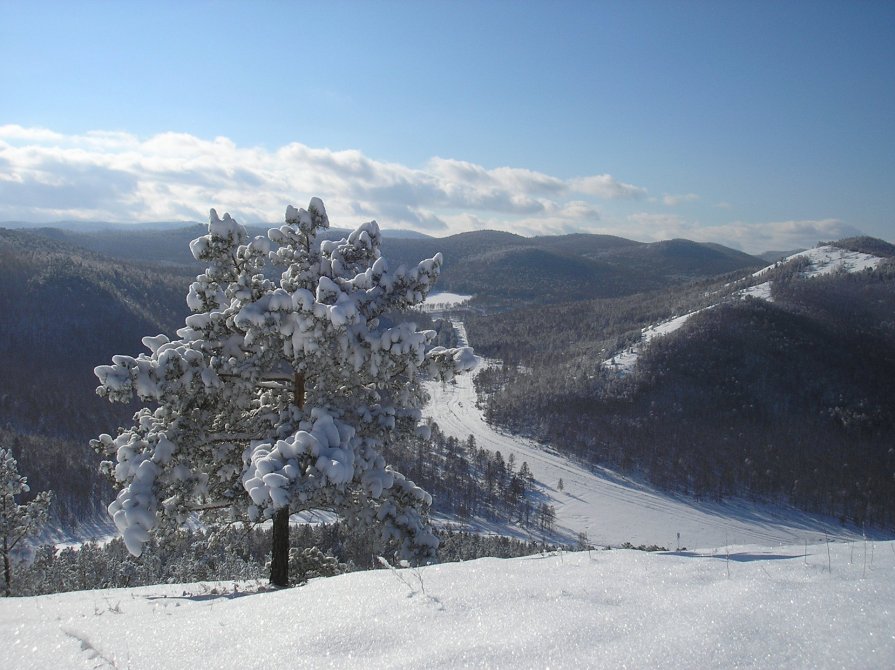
left=2, top=536, right=10, bottom=597
left=269, top=507, right=290, bottom=587
left=268, top=372, right=306, bottom=587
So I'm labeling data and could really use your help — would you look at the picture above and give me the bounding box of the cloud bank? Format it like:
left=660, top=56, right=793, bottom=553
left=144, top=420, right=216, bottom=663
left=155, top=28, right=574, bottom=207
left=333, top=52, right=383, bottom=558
left=625, top=212, right=862, bottom=253
left=0, top=124, right=630, bottom=230
left=0, top=124, right=863, bottom=252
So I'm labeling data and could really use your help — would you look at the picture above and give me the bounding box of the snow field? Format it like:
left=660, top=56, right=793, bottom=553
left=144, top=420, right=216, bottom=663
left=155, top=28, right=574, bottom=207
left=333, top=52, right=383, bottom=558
left=2, top=541, right=893, bottom=669
left=421, top=291, right=473, bottom=310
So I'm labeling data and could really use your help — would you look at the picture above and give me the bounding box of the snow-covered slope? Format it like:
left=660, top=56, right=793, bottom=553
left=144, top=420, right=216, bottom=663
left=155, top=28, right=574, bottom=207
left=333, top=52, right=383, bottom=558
left=425, top=324, right=877, bottom=550
left=760, top=244, right=884, bottom=278
left=3, top=542, right=893, bottom=669
left=601, top=243, right=886, bottom=374
left=602, top=310, right=709, bottom=374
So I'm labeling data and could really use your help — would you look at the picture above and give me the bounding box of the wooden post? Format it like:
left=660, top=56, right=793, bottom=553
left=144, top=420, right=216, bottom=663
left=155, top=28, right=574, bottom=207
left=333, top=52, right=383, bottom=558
left=269, top=371, right=305, bottom=587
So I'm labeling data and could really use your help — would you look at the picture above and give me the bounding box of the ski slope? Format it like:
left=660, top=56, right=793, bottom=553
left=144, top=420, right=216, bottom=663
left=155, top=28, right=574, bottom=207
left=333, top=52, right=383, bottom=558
left=426, top=322, right=882, bottom=550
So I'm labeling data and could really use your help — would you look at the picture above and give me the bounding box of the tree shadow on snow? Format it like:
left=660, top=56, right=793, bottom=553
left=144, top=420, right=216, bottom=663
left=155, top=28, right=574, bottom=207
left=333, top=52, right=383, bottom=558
left=665, top=550, right=801, bottom=562
left=145, top=582, right=274, bottom=603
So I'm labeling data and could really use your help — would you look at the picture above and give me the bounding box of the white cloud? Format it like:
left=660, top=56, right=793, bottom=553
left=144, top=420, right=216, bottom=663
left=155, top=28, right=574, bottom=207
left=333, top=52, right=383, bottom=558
left=625, top=212, right=692, bottom=241
left=0, top=124, right=65, bottom=143
left=427, top=158, right=565, bottom=197
left=438, top=200, right=602, bottom=238
left=570, top=174, right=647, bottom=200
left=690, top=219, right=864, bottom=253
left=662, top=193, right=700, bottom=206
left=0, top=126, right=645, bottom=234
left=0, top=126, right=865, bottom=253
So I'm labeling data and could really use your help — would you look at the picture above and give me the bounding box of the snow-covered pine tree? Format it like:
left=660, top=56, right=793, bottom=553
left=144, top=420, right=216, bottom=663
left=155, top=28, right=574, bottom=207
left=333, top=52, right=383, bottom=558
left=92, top=198, right=475, bottom=586
left=1, top=447, right=52, bottom=596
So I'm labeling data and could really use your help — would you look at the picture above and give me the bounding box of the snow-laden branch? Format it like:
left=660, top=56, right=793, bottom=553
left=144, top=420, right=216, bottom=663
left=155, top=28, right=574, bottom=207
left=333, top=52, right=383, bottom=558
left=92, top=198, right=475, bottom=568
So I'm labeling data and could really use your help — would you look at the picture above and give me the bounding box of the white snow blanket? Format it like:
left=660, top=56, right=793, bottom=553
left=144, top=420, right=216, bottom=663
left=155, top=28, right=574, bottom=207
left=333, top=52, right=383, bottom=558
left=2, top=542, right=893, bottom=669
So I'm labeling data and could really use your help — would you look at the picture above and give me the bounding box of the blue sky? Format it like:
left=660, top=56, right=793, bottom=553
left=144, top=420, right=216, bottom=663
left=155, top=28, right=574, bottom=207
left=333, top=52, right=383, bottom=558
left=1, top=0, right=892, bottom=252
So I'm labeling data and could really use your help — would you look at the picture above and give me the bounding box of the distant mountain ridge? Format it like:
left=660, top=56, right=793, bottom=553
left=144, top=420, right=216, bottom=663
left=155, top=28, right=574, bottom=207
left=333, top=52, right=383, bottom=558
left=2, top=219, right=432, bottom=239
left=11, top=225, right=766, bottom=306
left=383, top=231, right=764, bottom=305
left=0, top=219, right=202, bottom=232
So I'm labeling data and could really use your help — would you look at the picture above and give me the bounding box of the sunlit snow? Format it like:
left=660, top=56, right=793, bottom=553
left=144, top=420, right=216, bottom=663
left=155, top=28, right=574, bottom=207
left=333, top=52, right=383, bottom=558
left=3, top=542, right=893, bottom=669
left=736, top=281, right=773, bottom=301
left=755, top=244, right=883, bottom=279
left=602, top=310, right=710, bottom=375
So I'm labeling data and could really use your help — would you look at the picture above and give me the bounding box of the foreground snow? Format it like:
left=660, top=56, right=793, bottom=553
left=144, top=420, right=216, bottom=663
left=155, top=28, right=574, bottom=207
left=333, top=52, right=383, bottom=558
left=3, top=542, right=893, bottom=669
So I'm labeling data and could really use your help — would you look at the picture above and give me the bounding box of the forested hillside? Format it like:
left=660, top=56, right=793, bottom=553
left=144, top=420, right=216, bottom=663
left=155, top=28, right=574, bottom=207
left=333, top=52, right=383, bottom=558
left=0, top=229, right=189, bottom=525
left=18, top=224, right=354, bottom=272
left=470, top=240, right=895, bottom=527
left=383, top=232, right=762, bottom=306
left=4, top=223, right=890, bottom=538
left=0, top=227, right=549, bottom=535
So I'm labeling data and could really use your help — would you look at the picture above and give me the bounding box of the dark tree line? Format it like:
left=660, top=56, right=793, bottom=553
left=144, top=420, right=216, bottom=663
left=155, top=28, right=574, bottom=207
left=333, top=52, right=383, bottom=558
left=9, top=522, right=554, bottom=597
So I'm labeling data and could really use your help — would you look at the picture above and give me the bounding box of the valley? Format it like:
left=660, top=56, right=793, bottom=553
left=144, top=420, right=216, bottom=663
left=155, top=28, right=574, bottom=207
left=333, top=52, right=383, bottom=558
left=426, top=324, right=877, bottom=549
left=1, top=224, right=893, bottom=582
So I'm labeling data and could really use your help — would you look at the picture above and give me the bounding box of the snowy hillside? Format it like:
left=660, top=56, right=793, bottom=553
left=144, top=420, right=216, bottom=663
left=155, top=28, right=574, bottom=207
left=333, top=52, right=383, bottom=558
left=425, top=323, right=875, bottom=550
left=602, top=243, right=887, bottom=374
left=3, top=541, right=893, bottom=669
left=760, top=244, right=884, bottom=278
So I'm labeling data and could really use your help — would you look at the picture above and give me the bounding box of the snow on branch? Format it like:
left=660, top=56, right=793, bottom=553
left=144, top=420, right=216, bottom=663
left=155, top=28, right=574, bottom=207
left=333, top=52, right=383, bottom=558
left=92, top=198, right=474, bottom=571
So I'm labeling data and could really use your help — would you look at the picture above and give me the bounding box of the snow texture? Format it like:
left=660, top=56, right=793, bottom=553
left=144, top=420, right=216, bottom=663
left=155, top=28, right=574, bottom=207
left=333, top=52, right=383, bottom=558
left=736, top=281, right=773, bottom=301
left=602, top=309, right=710, bottom=375
left=2, top=541, right=893, bottom=669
